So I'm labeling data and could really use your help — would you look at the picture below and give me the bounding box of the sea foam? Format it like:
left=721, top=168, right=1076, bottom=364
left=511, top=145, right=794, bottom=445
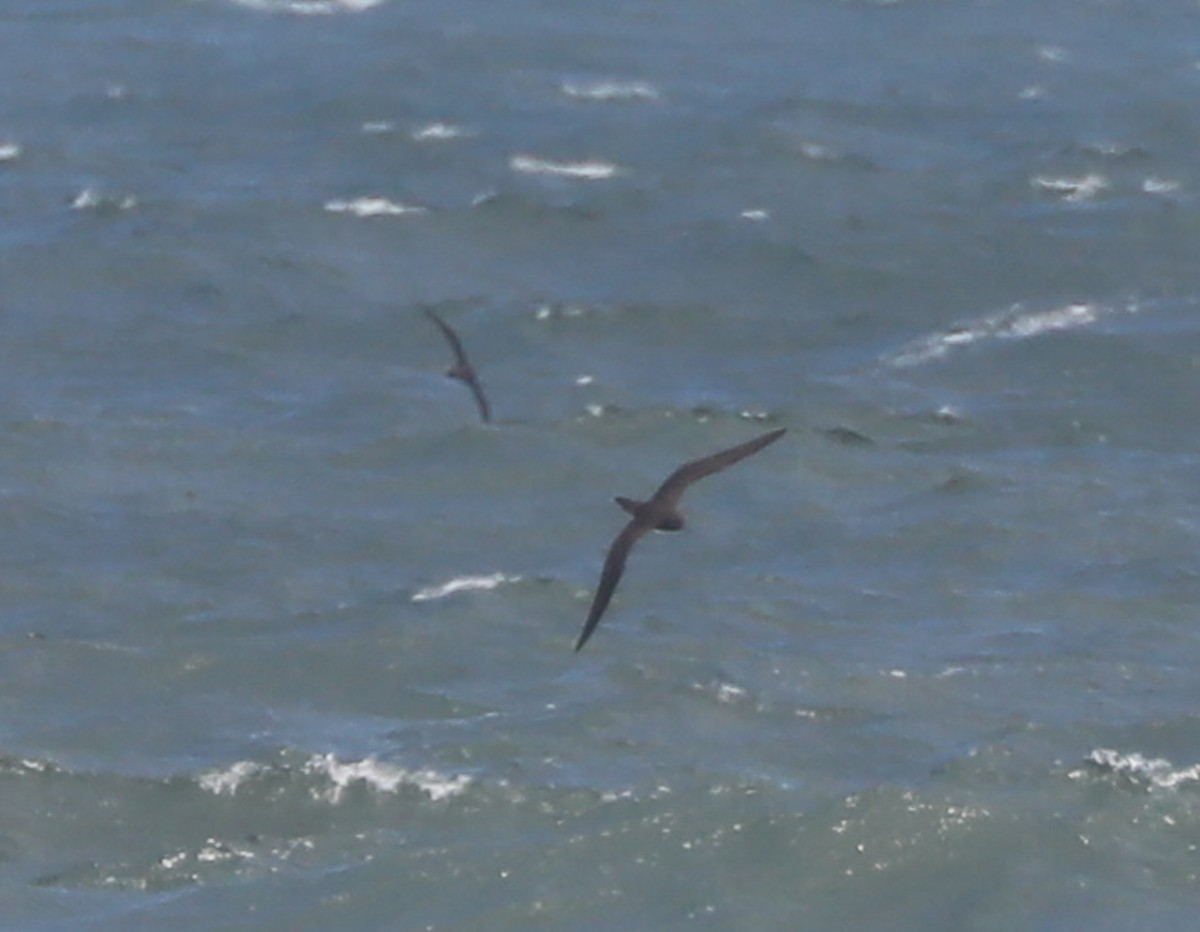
left=230, top=0, right=383, bottom=13
left=411, top=572, right=518, bottom=602
left=884, top=300, right=1134, bottom=368
left=509, top=155, right=622, bottom=180
left=1076, top=748, right=1200, bottom=791
left=324, top=197, right=427, bottom=217
left=303, top=753, right=471, bottom=803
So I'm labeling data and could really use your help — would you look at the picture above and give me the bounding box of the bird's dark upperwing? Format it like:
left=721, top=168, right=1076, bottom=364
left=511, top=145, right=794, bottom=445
left=464, top=374, right=492, bottom=423
left=422, top=306, right=470, bottom=369
left=575, top=519, right=648, bottom=652
left=423, top=306, right=491, bottom=423
left=651, top=427, right=786, bottom=507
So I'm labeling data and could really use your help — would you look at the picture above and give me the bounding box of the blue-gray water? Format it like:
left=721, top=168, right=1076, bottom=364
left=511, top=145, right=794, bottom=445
left=3, top=0, right=1200, bottom=928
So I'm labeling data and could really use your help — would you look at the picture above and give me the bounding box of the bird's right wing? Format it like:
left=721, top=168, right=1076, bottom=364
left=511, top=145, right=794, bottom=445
left=575, top=520, right=645, bottom=652
left=655, top=427, right=786, bottom=502
left=465, top=375, right=492, bottom=423
left=422, top=306, right=470, bottom=369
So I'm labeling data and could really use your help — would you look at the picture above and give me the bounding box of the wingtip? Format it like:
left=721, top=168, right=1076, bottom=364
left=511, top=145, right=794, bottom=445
left=573, top=620, right=597, bottom=653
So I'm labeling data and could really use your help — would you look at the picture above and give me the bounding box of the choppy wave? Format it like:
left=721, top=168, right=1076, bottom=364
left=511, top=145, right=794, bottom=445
left=301, top=753, right=471, bottom=803
left=197, top=752, right=471, bottom=803
left=1031, top=172, right=1110, bottom=203
left=324, top=196, right=428, bottom=217
left=509, top=154, right=622, bottom=180
left=229, top=0, right=384, bottom=13
left=412, top=122, right=472, bottom=141
left=12, top=749, right=473, bottom=893
left=71, top=186, right=137, bottom=213
left=411, top=572, right=520, bottom=602
left=561, top=80, right=660, bottom=101
left=1073, top=748, right=1200, bottom=791
left=883, top=299, right=1138, bottom=368
left=1143, top=176, right=1182, bottom=196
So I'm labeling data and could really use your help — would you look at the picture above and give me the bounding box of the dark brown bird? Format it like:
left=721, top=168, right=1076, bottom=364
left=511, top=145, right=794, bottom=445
left=423, top=306, right=491, bottom=423
left=575, top=427, right=786, bottom=652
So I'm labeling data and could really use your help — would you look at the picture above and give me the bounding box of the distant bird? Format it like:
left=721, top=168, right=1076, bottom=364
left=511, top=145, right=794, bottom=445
left=423, top=306, right=491, bottom=423
left=575, top=427, right=787, bottom=652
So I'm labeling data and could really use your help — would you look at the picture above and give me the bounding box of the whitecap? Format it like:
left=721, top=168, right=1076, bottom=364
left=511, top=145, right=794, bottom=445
left=198, top=760, right=264, bottom=796
left=323, top=196, right=427, bottom=217
left=885, top=301, right=1117, bottom=368
left=196, top=839, right=255, bottom=864
left=360, top=120, right=395, bottom=135
left=740, top=208, right=770, bottom=221
left=797, top=140, right=840, bottom=162
left=1003, top=302, right=1098, bottom=338
left=303, top=753, right=471, bottom=803
left=1075, top=748, right=1200, bottom=790
left=412, top=122, right=471, bottom=141
left=411, top=572, right=518, bottom=602
left=229, top=0, right=384, bottom=13
left=1031, top=172, right=1110, bottom=203
left=509, top=154, right=622, bottom=180
left=1143, top=177, right=1181, bottom=196
left=71, top=186, right=137, bottom=212
left=561, top=80, right=660, bottom=102
left=1036, top=45, right=1069, bottom=63
left=0, top=142, right=21, bottom=162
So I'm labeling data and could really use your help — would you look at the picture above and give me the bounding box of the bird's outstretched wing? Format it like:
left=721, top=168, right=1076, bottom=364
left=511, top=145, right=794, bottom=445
left=575, top=520, right=648, bottom=652
left=574, top=427, right=786, bottom=652
left=651, top=427, right=785, bottom=507
left=422, top=306, right=492, bottom=423
left=463, top=375, right=491, bottom=423
left=422, top=306, right=470, bottom=370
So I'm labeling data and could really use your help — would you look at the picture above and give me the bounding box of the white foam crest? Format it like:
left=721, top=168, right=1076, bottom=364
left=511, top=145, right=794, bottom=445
left=1037, top=44, right=1069, bottom=63
left=71, top=186, right=137, bottom=212
left=1004, top=302, right=1098, bottom=338
left=412, top=122, right=471, bottom=141
left=0, top=142, right=21, bottom=162
left=796, top=140, right=842, bottom=162
left=1143, top=177, right=1181, bottom=196
left=885, top=301, right=1112, bottom=368
left=412, top=572, right=518, bottom=602
left=198, top=760, right=265, bottom=796
left=561, top=80, right=660, bottom=101
left=303, top=753, right=471, bottom=803
left=1077, top=748, right=1200, bottom=790
left=509, top=154, right=622, bottom=180
left=230, top=0, right=383, bottom=13
left=324, top=196, right=427, bottom=217
left=1031, top=172, right=1110, bottom=202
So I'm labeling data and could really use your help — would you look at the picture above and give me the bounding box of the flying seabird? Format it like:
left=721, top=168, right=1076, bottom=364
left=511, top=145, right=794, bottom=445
left=423, top=306, right=491, bottom=423
left=574, top=426, right=787, bottom=652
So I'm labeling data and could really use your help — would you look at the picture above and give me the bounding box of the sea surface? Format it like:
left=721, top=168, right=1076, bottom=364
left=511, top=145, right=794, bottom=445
left=2, top=0, right=1200, bottom=928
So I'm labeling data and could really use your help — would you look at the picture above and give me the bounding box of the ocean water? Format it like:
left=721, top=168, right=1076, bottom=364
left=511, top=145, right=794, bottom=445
left=2, top=0, right=1200, bottom=928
